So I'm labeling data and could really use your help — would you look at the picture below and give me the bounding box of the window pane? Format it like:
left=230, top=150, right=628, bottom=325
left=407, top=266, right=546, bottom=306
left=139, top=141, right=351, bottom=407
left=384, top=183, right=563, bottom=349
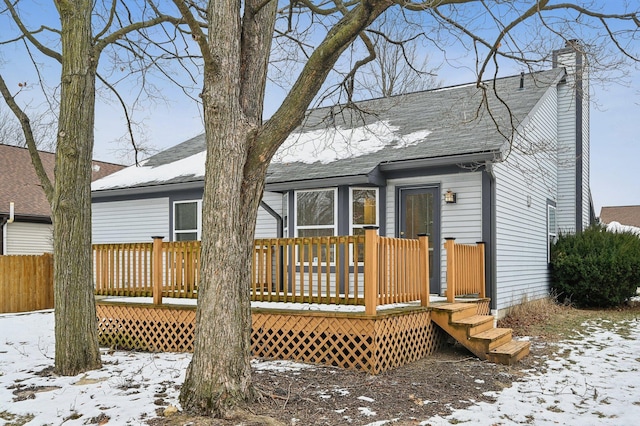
left=175, top=202, right=197, bottom=231
left=297, top=228, right=334, bottom=262
left=548, top=206, right=557, bottom=235
left=296, top=190, right=334, bottom=226
left=352, top=189, right=377, bottom=225
left=175, top=232, right=197, bottom=241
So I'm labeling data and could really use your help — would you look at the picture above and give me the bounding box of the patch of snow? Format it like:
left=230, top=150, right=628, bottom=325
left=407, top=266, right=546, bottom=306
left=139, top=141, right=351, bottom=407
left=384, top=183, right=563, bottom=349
left=92, top=151, right=206, bottom=190
left=358, top=407, right=377, bottom=417
left=273, top=120, right=431, bottom=165
left=358, top=395, right=375, bottom=403
left=606, top=221, right=640, bottom=236
left=252, top=359, right=315, bottom=372
left=103, top=296, right=413, bottom=313
left=1, top=311, right=639, bottom=425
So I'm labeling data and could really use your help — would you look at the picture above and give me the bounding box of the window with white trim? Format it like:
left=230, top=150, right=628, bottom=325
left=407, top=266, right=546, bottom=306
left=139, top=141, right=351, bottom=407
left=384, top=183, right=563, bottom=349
left=282, top=193, right=289, bottom=238
left=350, top=188, right=378, bottom=263
left=295, top=189, right=337, bottom=263
left=174, top=200, right=202, bottom=241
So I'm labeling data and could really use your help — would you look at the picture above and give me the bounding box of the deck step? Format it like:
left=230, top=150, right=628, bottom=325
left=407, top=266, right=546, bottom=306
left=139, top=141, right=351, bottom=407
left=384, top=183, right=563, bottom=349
left=429, top=301, right=530, bottom=365
left=451, top=315, right=494, bottom=335
left=431, top=303, right=478, bottom=321
left=487, top=340, right=531, bottom=365
left=469, top=327, right=513, bottom=351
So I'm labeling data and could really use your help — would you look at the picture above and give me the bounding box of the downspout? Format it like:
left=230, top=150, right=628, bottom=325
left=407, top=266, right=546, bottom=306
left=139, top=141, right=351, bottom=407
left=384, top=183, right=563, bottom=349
left=259, top=201, right=283, bottom=238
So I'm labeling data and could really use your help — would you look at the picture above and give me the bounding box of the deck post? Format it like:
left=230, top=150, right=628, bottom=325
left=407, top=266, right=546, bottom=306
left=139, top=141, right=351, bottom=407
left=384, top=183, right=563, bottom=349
left=445, top=238, right=456, bottom=303
left=476, top=242, right=486, bottom=298
left=152, top=236, right=164, bottom=305
left=364, top=227, right=379, bottom=315
left=418, top=234, right=430, bottom=307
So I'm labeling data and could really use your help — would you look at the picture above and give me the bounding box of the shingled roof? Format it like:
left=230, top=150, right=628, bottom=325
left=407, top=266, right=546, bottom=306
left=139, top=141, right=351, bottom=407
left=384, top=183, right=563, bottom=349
left=0, top=144, right=124, bottom=219
left=600, top=206, right=640, bottom=228
left=92, top=68, right=564, bottom=193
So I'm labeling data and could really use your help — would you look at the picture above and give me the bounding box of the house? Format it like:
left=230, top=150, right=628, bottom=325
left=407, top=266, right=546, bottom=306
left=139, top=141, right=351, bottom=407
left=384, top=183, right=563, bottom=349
left=91, top=41, right=591, bottom=318
left=0, top=144, right=124, bottom=254
left=599, top=205, right=640, bottom=228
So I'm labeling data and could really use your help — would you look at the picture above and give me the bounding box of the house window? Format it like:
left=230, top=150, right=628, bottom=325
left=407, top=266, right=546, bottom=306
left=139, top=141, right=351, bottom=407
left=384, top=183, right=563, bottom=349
left=295, top=189, right=337, bottom=263
left=548, top=204, right=557, bottom=262
left=174, top=200, right=201, bottom=241
left=350, top=188, right=378, bottom=263
left=350, top=188, right=378, bottom=235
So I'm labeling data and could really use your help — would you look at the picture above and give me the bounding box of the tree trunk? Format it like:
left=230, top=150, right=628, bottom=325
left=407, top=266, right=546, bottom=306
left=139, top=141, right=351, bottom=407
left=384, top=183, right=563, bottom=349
left=53, top=0, right=101, bottom=375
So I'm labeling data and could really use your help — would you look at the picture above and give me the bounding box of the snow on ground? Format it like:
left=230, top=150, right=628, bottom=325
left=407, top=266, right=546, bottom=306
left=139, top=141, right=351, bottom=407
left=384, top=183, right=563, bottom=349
left=1, top=311, right=639, bottom=425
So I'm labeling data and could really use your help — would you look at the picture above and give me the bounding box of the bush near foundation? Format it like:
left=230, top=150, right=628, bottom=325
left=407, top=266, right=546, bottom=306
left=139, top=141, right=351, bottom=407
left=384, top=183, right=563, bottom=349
left=550, top=225, right=640, bottom=308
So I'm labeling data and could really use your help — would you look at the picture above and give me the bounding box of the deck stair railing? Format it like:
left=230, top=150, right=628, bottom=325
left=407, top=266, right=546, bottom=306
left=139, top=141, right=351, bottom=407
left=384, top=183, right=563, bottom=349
left=444, top=238, right=486, bottom=302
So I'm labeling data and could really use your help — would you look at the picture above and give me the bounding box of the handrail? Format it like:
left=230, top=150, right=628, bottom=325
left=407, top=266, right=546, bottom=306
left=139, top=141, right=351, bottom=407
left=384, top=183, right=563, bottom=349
left=445, top=238, right=486, bottom=303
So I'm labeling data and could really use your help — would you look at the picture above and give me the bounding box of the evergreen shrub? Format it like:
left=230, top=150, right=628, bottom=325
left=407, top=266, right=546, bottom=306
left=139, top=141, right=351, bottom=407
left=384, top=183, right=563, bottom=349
left=550, top=225, right=640, bottom=308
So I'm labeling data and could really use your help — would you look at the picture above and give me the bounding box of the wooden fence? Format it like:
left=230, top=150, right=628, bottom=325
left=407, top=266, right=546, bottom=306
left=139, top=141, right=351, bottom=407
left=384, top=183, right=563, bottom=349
left=0, top=253, right=54, bottom=313
left=444, top=238, right=486, bottom=302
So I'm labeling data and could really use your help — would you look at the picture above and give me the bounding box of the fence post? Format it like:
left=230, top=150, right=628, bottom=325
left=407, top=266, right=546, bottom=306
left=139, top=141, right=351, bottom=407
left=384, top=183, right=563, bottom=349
left=476, top=242, right=486, bottom=298
left=418, top=234, right=430, bottom=307
left=364, top=226, right=379, bottom=315
left=445, top=238, right=456, bottom=303
left=152, top=236, right=164, bottom=305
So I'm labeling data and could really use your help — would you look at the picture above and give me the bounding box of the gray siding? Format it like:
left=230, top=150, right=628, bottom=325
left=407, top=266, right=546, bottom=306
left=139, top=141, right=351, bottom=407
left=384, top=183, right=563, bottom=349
left=386, top=172, right=484, bottom=291
left=256, top=191, right=281, bottom=239
left=92, top=198, right=170, bottom=244
left=5, top=222, right=53, bottom=254
left=556, top=81, right=576, bottom=232
left=493, top=86, right=558, bottom=313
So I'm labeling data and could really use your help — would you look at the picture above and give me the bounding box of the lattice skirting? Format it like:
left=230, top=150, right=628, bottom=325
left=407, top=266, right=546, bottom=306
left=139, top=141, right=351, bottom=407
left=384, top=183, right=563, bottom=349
left=96, top=303, right=457, bottom=374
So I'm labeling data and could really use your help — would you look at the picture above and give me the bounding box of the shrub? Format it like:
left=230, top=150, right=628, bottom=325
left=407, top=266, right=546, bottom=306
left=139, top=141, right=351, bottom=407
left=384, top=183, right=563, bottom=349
left=550, top=225, right=640, bottom=308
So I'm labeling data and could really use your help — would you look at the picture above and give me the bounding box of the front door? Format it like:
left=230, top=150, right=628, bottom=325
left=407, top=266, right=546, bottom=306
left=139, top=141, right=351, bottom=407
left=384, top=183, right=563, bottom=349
left=398, top=186, right=440, bottom=293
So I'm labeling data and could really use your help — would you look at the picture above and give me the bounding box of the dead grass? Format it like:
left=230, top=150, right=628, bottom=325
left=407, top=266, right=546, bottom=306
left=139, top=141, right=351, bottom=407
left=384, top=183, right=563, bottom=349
left=498, top=297, right=640, bottom=341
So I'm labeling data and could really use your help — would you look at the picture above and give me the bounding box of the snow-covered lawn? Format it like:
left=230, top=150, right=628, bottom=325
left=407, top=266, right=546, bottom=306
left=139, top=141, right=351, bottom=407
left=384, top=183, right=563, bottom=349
left=1, top=310, right=639, bottom=425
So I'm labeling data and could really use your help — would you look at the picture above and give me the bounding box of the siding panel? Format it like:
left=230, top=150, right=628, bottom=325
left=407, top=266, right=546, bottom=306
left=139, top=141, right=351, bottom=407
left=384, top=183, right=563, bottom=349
left=256, top=191, right=281, bottom=239
left=5, top=222, right=53, bottom=254
left=493, top=86, right=558, bottom=313
left=92, top=198, right=170, bottom=244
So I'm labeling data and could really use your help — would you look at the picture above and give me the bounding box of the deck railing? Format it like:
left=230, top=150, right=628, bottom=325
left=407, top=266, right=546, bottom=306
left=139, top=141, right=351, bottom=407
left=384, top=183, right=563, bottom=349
left=444, top=238, right=486, bottom=303
left=93, top=229, right=433, bottom=314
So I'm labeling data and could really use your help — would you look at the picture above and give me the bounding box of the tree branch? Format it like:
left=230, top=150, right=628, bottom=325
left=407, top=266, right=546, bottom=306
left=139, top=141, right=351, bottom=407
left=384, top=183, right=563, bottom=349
left=0, top=74, right=54, bottom=203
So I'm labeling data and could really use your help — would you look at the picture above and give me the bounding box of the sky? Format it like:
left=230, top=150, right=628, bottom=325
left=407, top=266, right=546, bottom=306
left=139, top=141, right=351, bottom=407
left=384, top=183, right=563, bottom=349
left=0, top=308, right=639, bottom=425
left=0, top=2, right=639, bottom=214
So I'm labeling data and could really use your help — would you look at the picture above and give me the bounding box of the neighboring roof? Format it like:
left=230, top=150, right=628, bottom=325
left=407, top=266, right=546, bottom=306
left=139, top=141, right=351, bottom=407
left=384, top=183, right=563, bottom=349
left=92, top=68, right=564, bottom=193
left=599, top=206, right=640, bottom=228
left=0, top=144, right=124, bottom=219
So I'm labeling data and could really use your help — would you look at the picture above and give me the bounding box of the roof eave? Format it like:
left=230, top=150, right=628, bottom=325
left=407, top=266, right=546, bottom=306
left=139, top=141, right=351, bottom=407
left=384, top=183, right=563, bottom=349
left=92, top=180, right=204, bottom=199
left=378, top=150, right=503, bottom=172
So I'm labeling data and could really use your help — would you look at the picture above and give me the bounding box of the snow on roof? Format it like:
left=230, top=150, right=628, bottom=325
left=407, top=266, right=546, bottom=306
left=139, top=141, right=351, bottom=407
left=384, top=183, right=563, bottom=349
left=93, top=120, right=431, bottom=190
left=606, top=221, right=640, bottom=236
left=272, top=120, right=431, bottom=165
left=91, top=150, right=206, bottom=191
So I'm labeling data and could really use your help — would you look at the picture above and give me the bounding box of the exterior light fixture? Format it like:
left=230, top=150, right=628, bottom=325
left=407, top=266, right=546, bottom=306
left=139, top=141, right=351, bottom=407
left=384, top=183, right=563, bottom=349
left=444, top=190, right=457, bottom=204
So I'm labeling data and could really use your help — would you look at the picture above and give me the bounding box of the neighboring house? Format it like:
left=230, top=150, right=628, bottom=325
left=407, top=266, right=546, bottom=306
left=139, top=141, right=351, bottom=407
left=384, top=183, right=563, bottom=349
left=599, top=205, right=640, bottom=228
left=91, top=42, right=591, bottom=317
left=0, top=144, right=124, bottom=255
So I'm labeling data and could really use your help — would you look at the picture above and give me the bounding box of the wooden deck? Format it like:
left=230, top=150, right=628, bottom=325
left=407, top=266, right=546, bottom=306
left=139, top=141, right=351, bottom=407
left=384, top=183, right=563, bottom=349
left=96, top=298, right=491, bottom=374
left=92, top=234, right=529, bottom=372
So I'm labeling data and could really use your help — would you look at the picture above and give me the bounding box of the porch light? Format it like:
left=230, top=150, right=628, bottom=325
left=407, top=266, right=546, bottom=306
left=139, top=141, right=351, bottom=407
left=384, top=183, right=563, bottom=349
left=444, top=190, right=457, bottom=204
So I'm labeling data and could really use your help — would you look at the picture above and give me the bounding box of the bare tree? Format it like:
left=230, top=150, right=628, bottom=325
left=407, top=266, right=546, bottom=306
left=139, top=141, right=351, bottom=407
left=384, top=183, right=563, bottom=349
left=0, top=0, right=184, bottom=375
left=173, top=0, right=639, bottom=417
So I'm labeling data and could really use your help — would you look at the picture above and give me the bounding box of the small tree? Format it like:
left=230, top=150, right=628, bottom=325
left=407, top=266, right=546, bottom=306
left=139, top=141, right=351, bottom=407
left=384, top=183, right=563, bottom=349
left=0, top=0, right=183, bottom=375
